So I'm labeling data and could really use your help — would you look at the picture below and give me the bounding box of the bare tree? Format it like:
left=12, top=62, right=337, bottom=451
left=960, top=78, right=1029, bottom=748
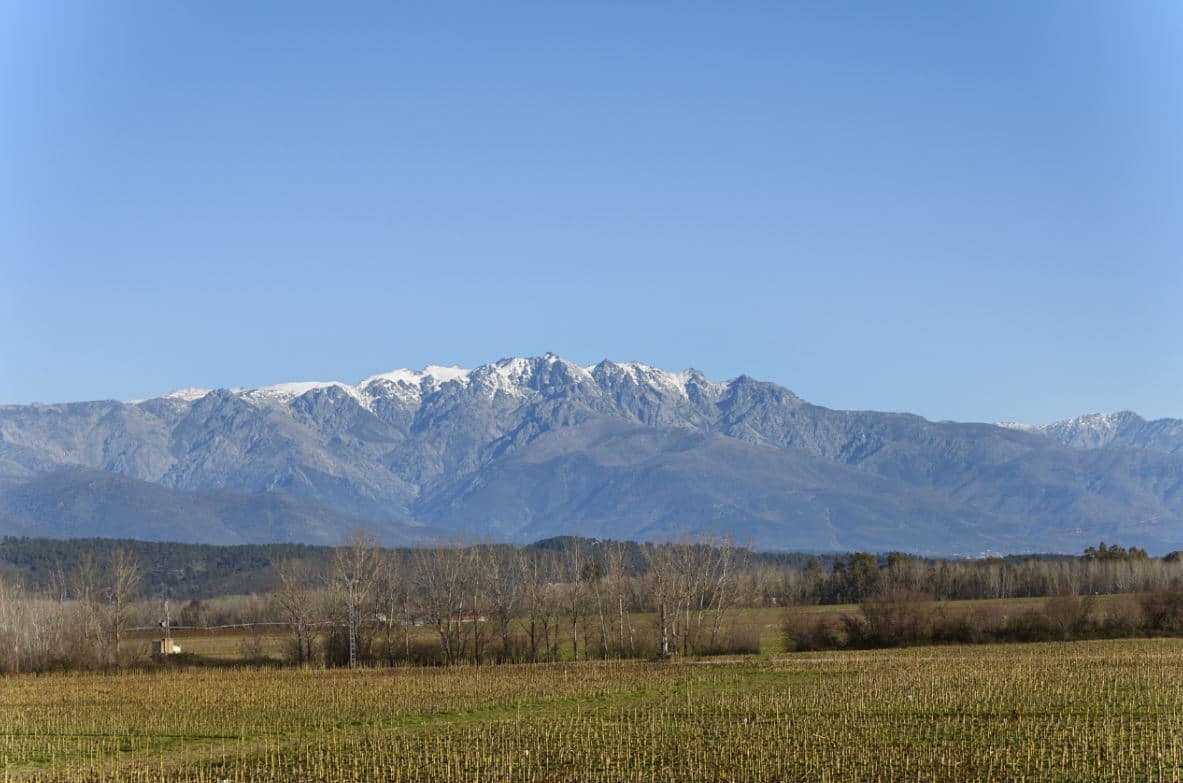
left=588, top=555, right=611, bottom=659
left=463, top=546, right=493, bottom=662
left=330, top=532, right=381, bottom=668
left=0, top=577, right=26, bottom=673
left=414, top=540, right=473, bottom=664
left=680, top=534, right=740, bottom=653
left=374, top=551, right=411, bottom=664
left=605, top=542, right=627, bottom=657
left=71, top=550, right=104, bottom=658
left=562, top=540, right=590, bottom=661
left=643, top=543, right=677, bottom=657
left=272, top=559, right=322, bottom=664
left=518, top=549, right=560, bottom=662
left=481, top=544, right=521, bottom=662
left=105, top=548, right=142, bottom=667
left=708, top=537, right=738, bottom=649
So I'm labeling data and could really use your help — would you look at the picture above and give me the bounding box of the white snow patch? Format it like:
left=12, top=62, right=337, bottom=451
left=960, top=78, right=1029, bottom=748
left=358, top=364, right=473, bottom=403
left=245, top=381, right=366, bottom=406
left=362, top=368, right=426, bottom=387
left=591, top=359, right=726, bottom=397
left=997, top=421, right=1041, bottom=432
left=545, top=353, right=594, bottom=383
left=422, top=365, right=471, bottom=385
left=482, top=358, right=534, bottom=398
left=615, top=361, right=692, bottom=398
left=464, top=355, right=594, bottom=400
left=999, top=413, right=1124, bottom=434
left=360, top=365, right=471, bottom=389
left=160, top=388, right=212, bottom=403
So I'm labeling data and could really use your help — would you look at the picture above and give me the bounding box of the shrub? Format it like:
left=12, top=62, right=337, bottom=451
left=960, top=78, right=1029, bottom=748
left=237, top=632, right=267, bottom=664
left=857, top=590, right=934, bottom=647
left=1009, top=608, right=1054, bottom=642
left=1138, top=590, right=1183, bottom=632
left=1099, top=596, right=1145, bottom=638
left=783, top=612, right=847, bottom=651
left=695, top=620, right=763, bottom=656
left=930, top=605, right=1005, bottom=645
left=1044, top=595, right=1097, bottom=640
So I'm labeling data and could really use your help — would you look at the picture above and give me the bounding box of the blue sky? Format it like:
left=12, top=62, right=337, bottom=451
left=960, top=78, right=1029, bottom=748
left=2, top=2, right=1179, bottom=423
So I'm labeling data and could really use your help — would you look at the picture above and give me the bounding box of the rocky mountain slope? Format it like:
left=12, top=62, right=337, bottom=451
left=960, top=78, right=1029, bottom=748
left=2, top=354, right=1181, bottom=553
left=1000, top=412, right=1183, bottom=455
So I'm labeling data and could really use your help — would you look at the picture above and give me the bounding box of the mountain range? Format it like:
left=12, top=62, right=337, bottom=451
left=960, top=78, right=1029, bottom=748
left=2, top=354, right=1181, bottom=554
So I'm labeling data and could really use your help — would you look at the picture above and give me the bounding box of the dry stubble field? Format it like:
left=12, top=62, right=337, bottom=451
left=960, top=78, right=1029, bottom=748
left=2, top=638, right=1182, bottom=782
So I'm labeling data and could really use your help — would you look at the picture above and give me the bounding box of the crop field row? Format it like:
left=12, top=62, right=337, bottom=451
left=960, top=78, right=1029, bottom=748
left=2, top=638, right=1182, bottom=781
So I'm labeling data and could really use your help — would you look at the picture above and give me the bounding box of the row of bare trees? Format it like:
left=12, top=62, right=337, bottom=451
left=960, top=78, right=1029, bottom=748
left=273, top=539, right=1183, bottom=668
left=752, top=551, right=1183, bottom=607
left=0, top=548, right=142, bottom=673
left=6, top=537, right=1183, bottom=673
left=270, top=534, right=746, bottom=667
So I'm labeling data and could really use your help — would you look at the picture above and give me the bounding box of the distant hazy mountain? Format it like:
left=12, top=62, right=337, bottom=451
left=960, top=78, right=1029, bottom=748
left=0, top=468, right=432, bottom=546
left=2, top=354, right=1181, bottom=553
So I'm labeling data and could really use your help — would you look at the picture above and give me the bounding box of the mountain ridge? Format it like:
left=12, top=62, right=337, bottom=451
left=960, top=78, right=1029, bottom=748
left=999, top=411, right=1183, bottom=455
left=2, top=354, right=1181, bottom=553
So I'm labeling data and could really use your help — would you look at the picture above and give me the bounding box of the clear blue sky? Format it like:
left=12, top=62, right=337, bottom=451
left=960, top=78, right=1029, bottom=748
left=2, top=2, right=1179, bottom=423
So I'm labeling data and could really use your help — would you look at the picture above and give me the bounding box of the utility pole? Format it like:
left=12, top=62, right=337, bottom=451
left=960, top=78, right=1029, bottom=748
left=346, top=578, right=358, bottom=668
left=332, top=532, right=377, bottom=669
left=155, top=598, right=174, bottom=658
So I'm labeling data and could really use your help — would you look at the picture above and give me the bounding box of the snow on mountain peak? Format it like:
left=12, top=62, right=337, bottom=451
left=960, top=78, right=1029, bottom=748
left=463, top=355, right=595, bottom=399
left=360, top=365, right=471, bottom=388
left=997, top=421, right=1040, bottom=432
left=997, top=411, right=1153, bottom=452
left=160, top=388, right=212, bottom=402
left=148, top=355, right=725, bottom=409
left=245, top=381, right=365, bottom=405
left=356, top=364, right=472, bottom=404
left=421, top=365, right=472, bottom=384
left=593, top=360, right=703, bottom=399
left=484, top=358, right=537, bottom=396
left=999, top=412, right=1131, bottom=433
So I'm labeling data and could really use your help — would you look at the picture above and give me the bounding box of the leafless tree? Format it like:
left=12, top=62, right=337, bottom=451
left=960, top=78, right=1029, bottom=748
left=604, top=541, right=632, bottom=657
left=105, top=548, right=142, bottom=666
left=643, top=542, right=678, bottom=657
left=518, top=549, right=560, bottom=662
left=708, top=537, right=738, bottom=649
left=481, top=544, right=520, bottom=662
left=562, top=540, right=590, bottom=661
left=414, top=540, right=472, bottom=664
left=330, top=532, right=382, bottom=668
left=272, top=559, right=322, bottom=664
left=71, top=550, right=104, bottom=656
left=374, top=550, right=412, bottom=664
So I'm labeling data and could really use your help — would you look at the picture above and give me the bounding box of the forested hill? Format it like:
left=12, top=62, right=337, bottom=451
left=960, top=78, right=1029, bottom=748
left=2, top=535, right=808, bottom=599
left=0, top=535, right=1104, bottom=601
left=0, top=537, right=333, bottom=598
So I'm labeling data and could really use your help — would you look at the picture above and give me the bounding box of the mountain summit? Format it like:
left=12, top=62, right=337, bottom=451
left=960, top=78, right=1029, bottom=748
left=2, top=355, right=1182, bottom=553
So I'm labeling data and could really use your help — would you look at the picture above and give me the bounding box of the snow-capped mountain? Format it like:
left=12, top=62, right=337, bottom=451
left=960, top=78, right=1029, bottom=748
left=2, top=354, right=1182, bottom=553
left=999, top=411, right=1183, bottom=454
left=153, top=354, right=712, bottom=410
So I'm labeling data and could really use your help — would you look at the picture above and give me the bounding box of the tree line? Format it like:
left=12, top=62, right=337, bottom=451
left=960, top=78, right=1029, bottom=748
left=272, top=534, right=749, bottom=667
left=3, top=536, right=1183, bottom=673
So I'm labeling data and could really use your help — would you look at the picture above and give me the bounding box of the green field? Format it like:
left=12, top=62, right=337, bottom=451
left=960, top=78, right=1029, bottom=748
left=3, top=638, right=1183, bottom=781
